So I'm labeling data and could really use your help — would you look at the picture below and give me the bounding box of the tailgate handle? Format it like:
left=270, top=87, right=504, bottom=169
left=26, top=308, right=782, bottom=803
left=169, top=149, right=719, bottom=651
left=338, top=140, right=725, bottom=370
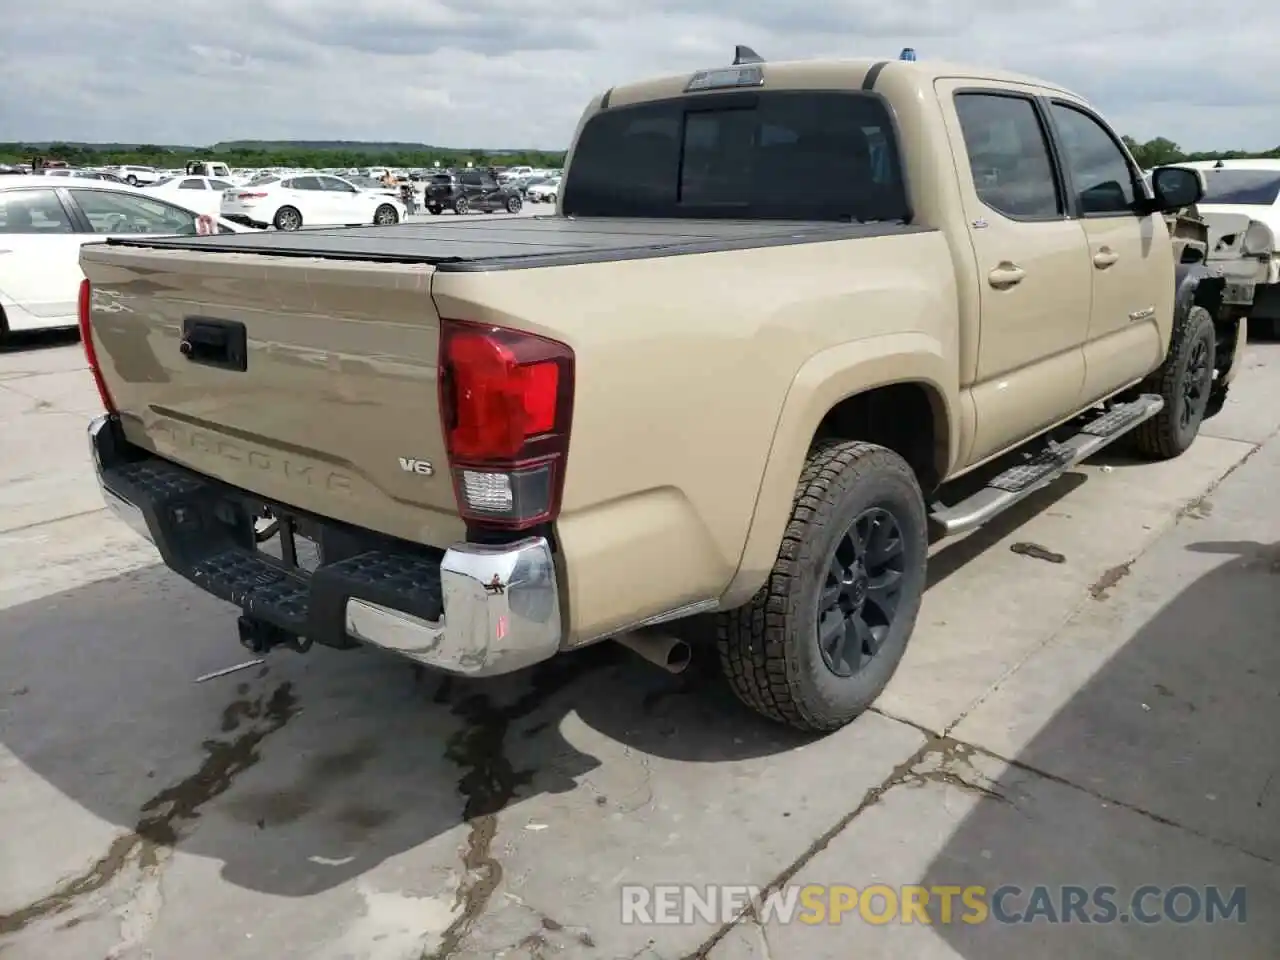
left=180, top=317, right=247, bottom=372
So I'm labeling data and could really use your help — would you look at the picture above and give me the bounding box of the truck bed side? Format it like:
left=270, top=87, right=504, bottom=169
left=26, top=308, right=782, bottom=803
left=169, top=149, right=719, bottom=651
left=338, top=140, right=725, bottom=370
left=429, top=228, right=958, bottom=643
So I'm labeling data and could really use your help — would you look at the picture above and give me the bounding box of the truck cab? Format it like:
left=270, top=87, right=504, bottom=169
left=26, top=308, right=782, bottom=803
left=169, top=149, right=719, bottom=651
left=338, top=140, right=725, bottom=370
left=185, top=160, right=233, bottom=179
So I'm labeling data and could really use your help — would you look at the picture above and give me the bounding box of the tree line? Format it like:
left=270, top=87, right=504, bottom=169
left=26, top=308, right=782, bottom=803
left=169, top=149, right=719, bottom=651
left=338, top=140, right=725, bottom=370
left=3, top=136, right=1278, bottom=173
left=1119, top=137, right=1278, bottom=168
left=0, top=142, right=567, bottom=170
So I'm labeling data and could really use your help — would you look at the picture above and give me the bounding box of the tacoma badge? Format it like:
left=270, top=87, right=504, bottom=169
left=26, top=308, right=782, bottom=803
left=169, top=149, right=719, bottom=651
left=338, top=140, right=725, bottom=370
left=398, top=457, right=434, bottom=476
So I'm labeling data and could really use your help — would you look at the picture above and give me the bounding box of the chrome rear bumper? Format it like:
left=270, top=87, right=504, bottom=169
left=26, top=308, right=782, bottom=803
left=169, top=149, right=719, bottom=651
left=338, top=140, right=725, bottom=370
left=88, top=414, right=563, bottom=677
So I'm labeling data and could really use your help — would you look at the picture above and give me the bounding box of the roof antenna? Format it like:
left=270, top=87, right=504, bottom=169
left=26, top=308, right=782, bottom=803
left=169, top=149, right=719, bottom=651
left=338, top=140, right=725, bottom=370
left=733, top=45, right=764, bottom=65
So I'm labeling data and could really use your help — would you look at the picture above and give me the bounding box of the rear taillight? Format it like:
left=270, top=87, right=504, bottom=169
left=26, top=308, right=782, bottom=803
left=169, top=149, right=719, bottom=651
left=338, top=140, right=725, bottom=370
left=78, top=279, right=116, bottom=413
left=438, top=319, right=574, bottom=531
left=236, top=192, right=267, bottom=200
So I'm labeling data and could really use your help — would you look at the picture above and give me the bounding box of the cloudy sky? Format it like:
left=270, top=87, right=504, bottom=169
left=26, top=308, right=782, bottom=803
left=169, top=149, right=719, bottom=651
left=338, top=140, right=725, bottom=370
left=2, top=0, right=1278, bottom=152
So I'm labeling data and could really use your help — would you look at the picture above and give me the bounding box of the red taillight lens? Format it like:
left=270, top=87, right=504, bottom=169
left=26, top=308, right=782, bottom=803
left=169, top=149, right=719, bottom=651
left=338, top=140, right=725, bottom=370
left=439, top=319, right=573, bottom=530
left=236, top=192, right=267, bottom=200
left=78, top=279, right=116, bottom=413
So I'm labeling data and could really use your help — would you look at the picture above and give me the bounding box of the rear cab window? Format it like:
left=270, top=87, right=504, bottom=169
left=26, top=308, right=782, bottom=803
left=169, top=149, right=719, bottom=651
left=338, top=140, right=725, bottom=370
left=561, top=90, right=909, bottom=221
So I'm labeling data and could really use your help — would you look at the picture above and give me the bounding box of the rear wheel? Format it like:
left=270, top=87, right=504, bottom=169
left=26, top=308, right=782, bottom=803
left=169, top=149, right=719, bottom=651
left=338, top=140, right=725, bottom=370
left=506, top=194, right=523, bottom=214
left=453, top=196, right=470, bottom=215
left=427, top=204, right=442, bottom=215
left=373, top=203, right=399, bottom=225
left=1131, top=305, right=1216, bottom=459
left=718, top=441, right=928, bottom=732
left=273, top=206, right=302, bottom=231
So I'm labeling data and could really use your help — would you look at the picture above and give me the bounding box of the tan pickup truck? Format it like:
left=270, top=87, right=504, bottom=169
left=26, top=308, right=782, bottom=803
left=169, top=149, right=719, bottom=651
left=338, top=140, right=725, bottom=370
left=80, top=51, right=1243, bottom=733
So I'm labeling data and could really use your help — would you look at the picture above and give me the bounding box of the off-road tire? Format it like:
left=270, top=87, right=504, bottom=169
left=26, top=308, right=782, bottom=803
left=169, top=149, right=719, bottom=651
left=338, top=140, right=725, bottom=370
left=1131, top=305, right=1216, bottom=460
left=717, top=441, right=929, bottom=732
left=453, top=196, right=470, bottom=215
left=273, top=206, right=302, bottom=231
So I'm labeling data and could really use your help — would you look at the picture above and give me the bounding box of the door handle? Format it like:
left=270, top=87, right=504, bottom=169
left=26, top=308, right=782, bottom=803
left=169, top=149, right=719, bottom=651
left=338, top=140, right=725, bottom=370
left=988, top=262, right=1026, bottom=287
left=1093, top=247, right=1119, bottom=268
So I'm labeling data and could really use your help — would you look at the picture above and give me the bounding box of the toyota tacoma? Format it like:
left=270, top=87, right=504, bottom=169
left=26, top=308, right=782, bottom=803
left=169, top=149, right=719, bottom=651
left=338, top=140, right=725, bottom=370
left=79, top=49, right=1242, bottom=732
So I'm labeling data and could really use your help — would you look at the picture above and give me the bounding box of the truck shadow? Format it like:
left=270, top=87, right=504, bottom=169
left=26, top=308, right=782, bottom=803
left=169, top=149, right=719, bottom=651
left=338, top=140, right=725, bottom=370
left=0, top=469, right=1093, bottom=922
left=0, top=328, right=80, bottom=354
left=0, top=564, right=806, bottom=917
left=915, top=538, right=1280, bottom=958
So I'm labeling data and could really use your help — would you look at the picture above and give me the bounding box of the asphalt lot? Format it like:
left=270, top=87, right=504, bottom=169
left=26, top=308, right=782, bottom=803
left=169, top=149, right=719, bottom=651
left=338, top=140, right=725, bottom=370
left=1, top=327, right=1278, bottom=959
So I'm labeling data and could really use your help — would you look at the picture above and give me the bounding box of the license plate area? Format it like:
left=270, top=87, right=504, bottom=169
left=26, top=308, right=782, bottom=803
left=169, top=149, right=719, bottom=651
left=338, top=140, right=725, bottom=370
left=254, top=508, right=322, bottom=573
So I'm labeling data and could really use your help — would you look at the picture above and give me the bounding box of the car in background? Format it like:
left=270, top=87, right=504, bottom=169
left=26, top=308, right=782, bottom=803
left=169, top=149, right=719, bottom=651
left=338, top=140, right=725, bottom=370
left=39, top=168, right=131, bottom=185
left=112, top=165, right=162, bottom=186
left=525, top=176, right=561, bottom=203
left=220, top=173, right=406, bottom=231
left=422, top=169, right=522, bottom=215
left=0, top=175, right=249, bottom=338
left=143, top=174, right=237, bottom=217
left=1177, top=160, right=1280, bottom=336
left=346, top=174, right=409, bottom=198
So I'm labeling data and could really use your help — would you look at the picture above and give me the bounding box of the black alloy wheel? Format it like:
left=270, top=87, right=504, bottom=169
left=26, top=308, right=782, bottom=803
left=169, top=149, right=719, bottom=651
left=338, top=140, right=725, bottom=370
left=817, top=506, right=907, bottom=677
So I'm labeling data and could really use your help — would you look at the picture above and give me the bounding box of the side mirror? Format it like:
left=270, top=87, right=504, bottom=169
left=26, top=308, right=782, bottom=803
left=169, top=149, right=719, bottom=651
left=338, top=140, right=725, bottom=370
left=1149, top=166, right=1204, bottom=213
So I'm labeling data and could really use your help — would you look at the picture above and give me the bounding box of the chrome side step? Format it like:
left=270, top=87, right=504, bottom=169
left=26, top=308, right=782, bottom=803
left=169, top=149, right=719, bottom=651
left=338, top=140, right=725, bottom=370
left=929, top=394, right=1164, bottom=538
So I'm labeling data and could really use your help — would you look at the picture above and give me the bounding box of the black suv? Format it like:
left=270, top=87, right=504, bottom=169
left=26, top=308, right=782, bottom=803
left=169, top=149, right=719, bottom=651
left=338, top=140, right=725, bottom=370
left=424, top=169, right=522, bottom=215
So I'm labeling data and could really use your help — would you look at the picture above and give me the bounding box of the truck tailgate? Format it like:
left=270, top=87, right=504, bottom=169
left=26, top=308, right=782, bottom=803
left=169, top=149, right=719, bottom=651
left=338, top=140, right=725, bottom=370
left=79, top=243, right=464, bottom=548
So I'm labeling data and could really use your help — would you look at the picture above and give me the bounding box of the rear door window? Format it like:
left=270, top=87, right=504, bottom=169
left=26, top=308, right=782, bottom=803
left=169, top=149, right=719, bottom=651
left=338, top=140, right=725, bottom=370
left=562, top=91, right=909, bottom=221
left=953, top=93, right=1062, bottom=220
left=0, top=188, right=75, bottom=233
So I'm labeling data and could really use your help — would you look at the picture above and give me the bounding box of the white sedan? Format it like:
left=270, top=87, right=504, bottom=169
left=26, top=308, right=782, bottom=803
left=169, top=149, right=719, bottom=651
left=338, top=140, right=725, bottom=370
left=525, top=176, right=561, bottom=204
left=221, top=173, right=406, bottom=231
left=0, top=175, right=249, bottom=338
left=142, top=174, right=238, bottom=217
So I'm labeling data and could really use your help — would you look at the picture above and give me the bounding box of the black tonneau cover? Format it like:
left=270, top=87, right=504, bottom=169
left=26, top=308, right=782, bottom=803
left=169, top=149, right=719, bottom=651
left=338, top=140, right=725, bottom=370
left=105, top=216, right=929, bottom=272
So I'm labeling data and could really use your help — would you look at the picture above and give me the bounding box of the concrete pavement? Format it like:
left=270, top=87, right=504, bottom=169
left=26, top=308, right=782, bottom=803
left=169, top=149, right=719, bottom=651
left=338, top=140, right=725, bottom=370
left=1, top=332, right=1277, bottom=958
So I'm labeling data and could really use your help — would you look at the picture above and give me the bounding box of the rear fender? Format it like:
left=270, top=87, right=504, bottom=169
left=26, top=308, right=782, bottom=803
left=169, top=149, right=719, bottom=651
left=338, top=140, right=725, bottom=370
left=719, top=332, right=955, bottom=609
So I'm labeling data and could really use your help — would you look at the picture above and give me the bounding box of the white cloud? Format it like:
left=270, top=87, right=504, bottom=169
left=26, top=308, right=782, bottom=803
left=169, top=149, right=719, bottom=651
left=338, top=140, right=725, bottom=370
left=2, top=0, right=1278, bottom=151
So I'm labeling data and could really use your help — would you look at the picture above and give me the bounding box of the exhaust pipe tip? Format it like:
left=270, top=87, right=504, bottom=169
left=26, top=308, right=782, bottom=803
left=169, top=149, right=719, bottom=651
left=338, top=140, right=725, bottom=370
left=615, top=631, right=693, bottom=675
left=664, top=639, right=692, bottom=674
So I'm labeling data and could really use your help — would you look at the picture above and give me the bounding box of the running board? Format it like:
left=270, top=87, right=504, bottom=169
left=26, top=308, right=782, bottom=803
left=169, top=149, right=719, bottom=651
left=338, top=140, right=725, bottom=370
left=929, top=394, right=1164, bottom=537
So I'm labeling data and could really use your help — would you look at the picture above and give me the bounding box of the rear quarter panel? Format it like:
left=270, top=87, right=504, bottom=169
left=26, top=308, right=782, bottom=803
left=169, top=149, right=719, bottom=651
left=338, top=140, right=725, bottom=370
left=432, top=230, right=959, bottom=644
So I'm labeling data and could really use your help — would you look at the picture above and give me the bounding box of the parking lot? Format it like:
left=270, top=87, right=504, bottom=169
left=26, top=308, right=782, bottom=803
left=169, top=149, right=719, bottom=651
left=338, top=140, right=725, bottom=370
left=2, top=330, right=1279, bottom=958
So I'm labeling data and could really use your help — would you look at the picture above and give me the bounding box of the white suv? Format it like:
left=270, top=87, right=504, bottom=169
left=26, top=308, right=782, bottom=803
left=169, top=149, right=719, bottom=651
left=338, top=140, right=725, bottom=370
left=115, top=165, right=162, bottom=186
